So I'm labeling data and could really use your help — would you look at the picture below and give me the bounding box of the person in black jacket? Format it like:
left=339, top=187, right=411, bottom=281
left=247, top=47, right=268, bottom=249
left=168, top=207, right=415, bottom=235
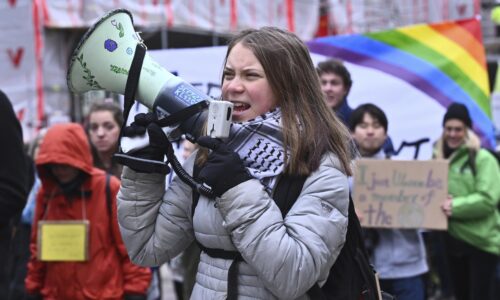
left=0, top=90, right=29, bottom=298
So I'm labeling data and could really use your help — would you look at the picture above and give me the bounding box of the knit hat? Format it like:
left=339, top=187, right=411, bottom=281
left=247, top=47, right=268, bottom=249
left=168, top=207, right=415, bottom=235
left=443, top=103, right=472, bottom=128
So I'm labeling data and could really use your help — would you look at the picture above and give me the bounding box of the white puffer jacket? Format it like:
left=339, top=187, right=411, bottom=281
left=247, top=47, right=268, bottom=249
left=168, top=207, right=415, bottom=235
left=117, top=152, right=349, bottom=299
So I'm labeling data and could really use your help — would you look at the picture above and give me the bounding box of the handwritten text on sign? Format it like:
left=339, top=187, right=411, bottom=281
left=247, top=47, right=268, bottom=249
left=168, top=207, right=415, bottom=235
left=37, top=221, right=89, bottom=261
left=353, top=159, right=448, bottom=230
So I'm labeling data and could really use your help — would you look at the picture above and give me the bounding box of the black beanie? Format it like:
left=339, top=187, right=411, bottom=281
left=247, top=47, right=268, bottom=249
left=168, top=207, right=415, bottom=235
left=443, top=103, right=472, bottom=128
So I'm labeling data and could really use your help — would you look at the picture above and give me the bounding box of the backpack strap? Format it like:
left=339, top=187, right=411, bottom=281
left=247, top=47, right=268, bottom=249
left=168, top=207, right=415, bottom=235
left=349, top=198, right=379, bottom=300
left=191, top=158, right=245, bottom=299
left=273, top=174, right=307, bottom=216
left=322, top=194, right=380, bottom=300
left=105, top=173, right=112, bottom=216
left=197, top=242, right=243, bottom=300
left=105, top=173, right=116, bottom=245
left=460, top=148, right=477, bottom=177
left=274, top=175, right=321, bottom=299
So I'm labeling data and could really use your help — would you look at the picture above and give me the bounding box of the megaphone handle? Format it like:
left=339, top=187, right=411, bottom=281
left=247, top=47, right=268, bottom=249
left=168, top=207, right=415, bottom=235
left=122, top=43, right=147, bottom=131
left=164, top=144, right=215, bottom=199
left=155, top=100, right=209, bottom=127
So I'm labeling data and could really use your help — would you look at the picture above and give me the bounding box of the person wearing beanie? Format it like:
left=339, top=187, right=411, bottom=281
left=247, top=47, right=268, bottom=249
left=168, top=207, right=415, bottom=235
left=432, top=102, right=500, bottom=300
left=442, top=103, right=472, bottom=129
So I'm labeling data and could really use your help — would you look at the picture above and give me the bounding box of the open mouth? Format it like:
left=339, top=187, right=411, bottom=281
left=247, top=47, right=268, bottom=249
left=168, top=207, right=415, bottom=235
left=232, top=101, right=251, bottom=112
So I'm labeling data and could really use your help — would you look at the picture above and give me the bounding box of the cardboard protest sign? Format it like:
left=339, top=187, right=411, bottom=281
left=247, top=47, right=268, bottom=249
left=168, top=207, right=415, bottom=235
left=352, top=159, right=448, bottom=230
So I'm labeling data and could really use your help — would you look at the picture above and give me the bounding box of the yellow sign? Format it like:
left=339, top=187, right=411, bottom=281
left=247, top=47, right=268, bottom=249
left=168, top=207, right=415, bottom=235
left=37, top=221, right=89, bottom=261
left=353, top=159, right=448, bottom=230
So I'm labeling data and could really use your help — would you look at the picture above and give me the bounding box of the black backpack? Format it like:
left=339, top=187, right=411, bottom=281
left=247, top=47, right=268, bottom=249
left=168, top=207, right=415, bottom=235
left=192, top=164, right=386, bottom=300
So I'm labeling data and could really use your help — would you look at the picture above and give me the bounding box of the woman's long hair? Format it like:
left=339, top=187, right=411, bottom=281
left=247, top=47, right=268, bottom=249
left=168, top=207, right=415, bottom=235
left=201, top=27, right=352, bottom=176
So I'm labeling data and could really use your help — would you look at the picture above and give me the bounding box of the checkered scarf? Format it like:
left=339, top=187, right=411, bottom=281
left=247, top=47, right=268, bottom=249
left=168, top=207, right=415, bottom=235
left=226, top=109, right=285, bottom=191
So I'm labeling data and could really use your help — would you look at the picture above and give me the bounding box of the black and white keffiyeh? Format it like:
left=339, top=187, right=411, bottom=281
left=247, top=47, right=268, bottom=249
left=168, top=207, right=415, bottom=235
left=225, top=108, right=285, bottom=191
left=119, top=108, right=285, bottom=192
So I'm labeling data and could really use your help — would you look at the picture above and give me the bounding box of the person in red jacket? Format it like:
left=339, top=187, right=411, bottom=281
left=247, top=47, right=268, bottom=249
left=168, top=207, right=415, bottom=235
left=25, top=123, right=151, bottom=300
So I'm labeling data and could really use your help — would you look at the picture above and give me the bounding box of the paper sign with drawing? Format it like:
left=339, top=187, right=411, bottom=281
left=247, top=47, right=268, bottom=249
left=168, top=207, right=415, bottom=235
left=352, top=159, right=448, bottom=230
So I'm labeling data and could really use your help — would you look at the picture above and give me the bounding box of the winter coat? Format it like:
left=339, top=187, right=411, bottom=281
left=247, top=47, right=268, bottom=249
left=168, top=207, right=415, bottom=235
left=433, top=129, right=500, bottom=255
left=25, top=123, right=151, bottom=300
left=0, top=90, right=29, bottom=223
left=0, top=90, right=29, bottom=296
left=334, top=98, right=353, bottom=126
left=118, top=151, right=349, bottom=299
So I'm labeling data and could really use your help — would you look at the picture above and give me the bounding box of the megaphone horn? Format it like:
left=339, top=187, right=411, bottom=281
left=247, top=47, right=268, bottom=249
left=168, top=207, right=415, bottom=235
left=67, top=9, right=227, bottom=141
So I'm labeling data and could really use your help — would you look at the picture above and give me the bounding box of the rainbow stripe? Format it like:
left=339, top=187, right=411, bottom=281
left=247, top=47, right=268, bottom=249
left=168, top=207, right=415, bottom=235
left=308, top=18, right=495, bottom=147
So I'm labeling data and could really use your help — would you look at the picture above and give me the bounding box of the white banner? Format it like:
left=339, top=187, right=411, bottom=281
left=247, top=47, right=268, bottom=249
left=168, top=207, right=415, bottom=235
left=0, top=0, right=43, bottom=141
left=40, top=0, right=320, bottom=41
left=149, top=46, right=445, bottom=160
left=40, top=0, right=477, bottom=37
left=327, top=0, right=477, bottom=35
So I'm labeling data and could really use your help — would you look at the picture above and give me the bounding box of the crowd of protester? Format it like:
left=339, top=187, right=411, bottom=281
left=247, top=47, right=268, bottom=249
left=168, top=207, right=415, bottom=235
left=0, top=27, right=499, bottom=300
left=318, top=58, right=500, bottom=300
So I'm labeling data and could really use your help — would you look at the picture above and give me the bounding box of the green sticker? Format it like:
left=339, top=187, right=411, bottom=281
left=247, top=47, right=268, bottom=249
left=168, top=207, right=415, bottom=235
left=110, top=64, right=129, bottom=75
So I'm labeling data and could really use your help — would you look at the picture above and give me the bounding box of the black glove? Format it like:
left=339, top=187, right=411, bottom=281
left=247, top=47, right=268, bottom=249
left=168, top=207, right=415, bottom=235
left=124, top=294, right=147, bottom=300
left=196, top=136, right=252, bottom=197
left=114, top=112, right=172, bottom=174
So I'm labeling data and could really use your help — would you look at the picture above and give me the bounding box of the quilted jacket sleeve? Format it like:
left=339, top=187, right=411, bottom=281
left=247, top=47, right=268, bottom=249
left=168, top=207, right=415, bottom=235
left=216, top=153, right=349, bottom=299
left=117, top=154, right=197, bottom=267
left=108, top=176, right=152, bottom=294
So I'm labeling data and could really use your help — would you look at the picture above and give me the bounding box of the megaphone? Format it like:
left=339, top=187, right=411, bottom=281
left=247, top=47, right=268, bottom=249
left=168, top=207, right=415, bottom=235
left=67, top=9, right=232, bottom=144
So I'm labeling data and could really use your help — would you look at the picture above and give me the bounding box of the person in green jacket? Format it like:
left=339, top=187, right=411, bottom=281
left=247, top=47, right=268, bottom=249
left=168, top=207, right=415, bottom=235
left=434, top=103, right=500, bottom=300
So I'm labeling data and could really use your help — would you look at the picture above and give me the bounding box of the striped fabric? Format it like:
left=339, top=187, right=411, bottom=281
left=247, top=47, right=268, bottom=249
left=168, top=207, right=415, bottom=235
left=307, top=18, right=495, bottom=148
left=228, top=109, right=284, bottom=192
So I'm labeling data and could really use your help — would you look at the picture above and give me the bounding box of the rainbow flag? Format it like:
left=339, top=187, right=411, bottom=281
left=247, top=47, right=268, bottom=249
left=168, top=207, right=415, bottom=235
left=308, top=18, right=495, bottom=148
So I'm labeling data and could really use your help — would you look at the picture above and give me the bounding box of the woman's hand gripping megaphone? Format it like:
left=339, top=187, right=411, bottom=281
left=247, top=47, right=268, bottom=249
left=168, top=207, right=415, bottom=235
left=114, top=112, right=172, bottom=174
